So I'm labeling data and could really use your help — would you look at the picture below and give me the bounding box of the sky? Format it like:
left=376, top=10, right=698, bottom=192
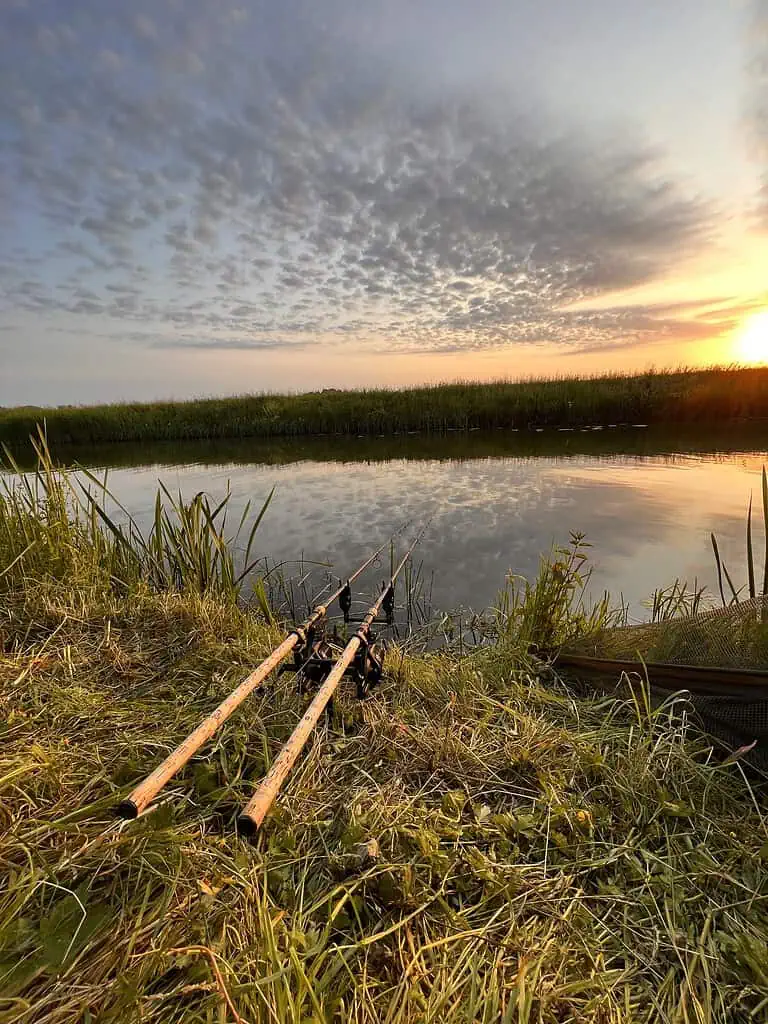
left=1, top=0, right=767, bottom=405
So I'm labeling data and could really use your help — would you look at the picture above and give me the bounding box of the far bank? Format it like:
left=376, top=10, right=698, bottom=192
left=2, top=365, right=768, bottom=448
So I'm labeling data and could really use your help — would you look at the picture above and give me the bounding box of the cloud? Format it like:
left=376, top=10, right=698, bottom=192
left=151, top=337, right=312, bottom=351
left=551, top=295, right=751, bottom=356
left=749, top=0, right=768, bottom=226
left=0, top=0, right=719, bottom=356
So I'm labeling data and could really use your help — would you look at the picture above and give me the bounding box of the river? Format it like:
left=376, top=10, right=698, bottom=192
left=9, top=424, right=768, bottom=619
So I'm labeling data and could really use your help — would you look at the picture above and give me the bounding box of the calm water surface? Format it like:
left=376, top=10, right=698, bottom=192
left=19, top=426, right=768, bottom=618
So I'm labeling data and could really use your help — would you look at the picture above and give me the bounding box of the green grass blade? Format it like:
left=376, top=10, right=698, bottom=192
left=747, top=493, right=755, bottom=600
left=242, top=486, right=275, bottom=569
left=711, top=532, right=728, bottom=607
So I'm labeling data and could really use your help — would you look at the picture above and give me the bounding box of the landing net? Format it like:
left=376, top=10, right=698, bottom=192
left=558, top=596, right=768, bottom=767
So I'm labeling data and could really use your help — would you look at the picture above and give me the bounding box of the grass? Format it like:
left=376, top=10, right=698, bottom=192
left=2, top=448, right=768, bottom=1021
left=710, top=468, right=768, bottom=609
left=3, top=365, right=768, bottom=449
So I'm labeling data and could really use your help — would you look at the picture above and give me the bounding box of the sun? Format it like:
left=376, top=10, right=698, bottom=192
left=736, top=311, right=768, bottom=365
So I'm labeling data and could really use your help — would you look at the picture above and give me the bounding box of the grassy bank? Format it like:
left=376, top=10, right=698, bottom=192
left=3, top=365, right=768, bottom=448
left=2, top=451, right=768, bottom=1021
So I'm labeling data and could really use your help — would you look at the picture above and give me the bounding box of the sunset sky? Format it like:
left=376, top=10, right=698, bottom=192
left=1, top=0, right=767, bottom=405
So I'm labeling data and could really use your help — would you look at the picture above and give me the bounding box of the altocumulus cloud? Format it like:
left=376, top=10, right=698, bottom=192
left=750, top=0, right=768, bottom=226
left=0, top=0, right=723, bottom=357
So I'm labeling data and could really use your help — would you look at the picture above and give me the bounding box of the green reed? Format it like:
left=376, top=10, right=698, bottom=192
left=1, top=430, right=273, bottom=604
left=3, top=364, right=768, bottom=448
left=494, top=531, right=616, bottom=651
left=711, top=466, right=768, bottom=606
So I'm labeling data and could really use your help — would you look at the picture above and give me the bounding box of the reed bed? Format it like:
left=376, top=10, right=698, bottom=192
left=0, top=433, right=273, bottom=608
left=3, top=365, right=768, bottom=448
left=2, top=447, right=768, bottom=1021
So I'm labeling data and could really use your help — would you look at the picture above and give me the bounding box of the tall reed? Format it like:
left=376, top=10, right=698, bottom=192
left=710, top=466, right=768, bottom=607
left=3, top=364, right=768, bottom=448
left=1, top=431, right=273, bottom=604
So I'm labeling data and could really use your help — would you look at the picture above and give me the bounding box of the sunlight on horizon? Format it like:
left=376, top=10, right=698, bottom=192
left=734, top=311, right=768, bottom=365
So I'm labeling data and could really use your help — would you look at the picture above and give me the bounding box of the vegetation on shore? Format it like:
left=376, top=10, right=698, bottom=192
left=3, top=364, right=768, bottom=449
left=7, top=419, right=768, bottom=475
left=2, top=446, right=768, bottom=1022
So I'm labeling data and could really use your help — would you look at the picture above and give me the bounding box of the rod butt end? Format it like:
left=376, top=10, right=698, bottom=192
left=115, top=799, right=140, bottom=820
left=236, top=813, right=259, bottom=837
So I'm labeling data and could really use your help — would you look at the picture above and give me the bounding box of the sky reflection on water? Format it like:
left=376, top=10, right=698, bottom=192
left=92, top=444, right=768, bottom=619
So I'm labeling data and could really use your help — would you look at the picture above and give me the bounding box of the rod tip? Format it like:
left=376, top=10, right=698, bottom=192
left=236, top=814, right=259, bottom=837
left=115, top=799, right=139, bottom=820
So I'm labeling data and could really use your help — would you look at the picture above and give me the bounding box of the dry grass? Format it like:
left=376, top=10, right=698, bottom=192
left=2, top=576, right=768, bottom=1022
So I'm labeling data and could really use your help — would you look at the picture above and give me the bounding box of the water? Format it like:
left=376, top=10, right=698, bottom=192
left=11, top=425, right=768, bottom=618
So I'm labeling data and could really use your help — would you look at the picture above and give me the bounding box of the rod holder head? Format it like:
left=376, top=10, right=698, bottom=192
left=339, top=580, right=352, bottom=623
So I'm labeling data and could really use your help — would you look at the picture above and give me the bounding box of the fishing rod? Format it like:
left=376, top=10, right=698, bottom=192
left=237, top=530, right=424, bottom=836
left=116, top=535, right=399, bottom=819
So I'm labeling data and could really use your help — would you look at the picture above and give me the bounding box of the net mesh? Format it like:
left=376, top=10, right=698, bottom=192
left=559, top=597, right=768, bottom=768
left=564, top=596, right=768, bottom=668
